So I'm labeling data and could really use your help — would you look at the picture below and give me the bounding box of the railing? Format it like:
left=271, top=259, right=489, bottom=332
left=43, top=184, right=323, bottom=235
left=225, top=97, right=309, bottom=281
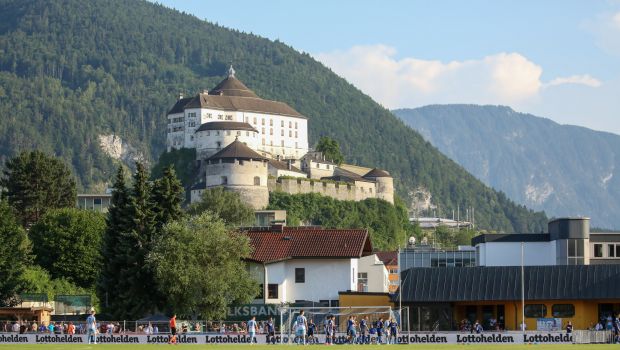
left=573, top=330, right=614, bottom=344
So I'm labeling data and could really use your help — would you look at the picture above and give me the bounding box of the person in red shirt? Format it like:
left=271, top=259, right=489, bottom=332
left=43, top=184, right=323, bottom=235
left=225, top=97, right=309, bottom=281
left=67, top=322, right=75, bottom=335
left=169, top=314, right=177, bottom=344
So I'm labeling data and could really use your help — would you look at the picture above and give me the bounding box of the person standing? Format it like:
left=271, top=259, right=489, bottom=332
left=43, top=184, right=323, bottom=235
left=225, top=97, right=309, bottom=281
left=359, top=316, right=368, bottom=344
left=266, top=317, right=276, bottom=344
left=324, top=316, right=334, bottom=346
left=295, top=310, right=308, bottom=345
left=67, top=322, right=75, bottom=335
left=307, top=319, right=316, bottom=343
left=566, top=321, right=573, bottom=334
left=376, top=318, right=384, bottom=345
left=86, top=309, right=97, bottom=344
left=248, top=316, right=257, bottom=344
left=169, top=314, right=177, bottom=345
left=389, top=319, right=399, bottom=344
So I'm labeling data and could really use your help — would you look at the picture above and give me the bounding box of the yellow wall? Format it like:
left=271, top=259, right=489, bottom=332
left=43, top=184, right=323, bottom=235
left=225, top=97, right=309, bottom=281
left=339, top=293, right=394, bottom=308
left=454, top=300, right=617, bottom=330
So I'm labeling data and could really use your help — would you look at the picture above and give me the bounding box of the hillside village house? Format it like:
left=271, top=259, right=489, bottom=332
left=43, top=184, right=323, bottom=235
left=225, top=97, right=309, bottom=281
left=244, top=225, right=373, bottom=306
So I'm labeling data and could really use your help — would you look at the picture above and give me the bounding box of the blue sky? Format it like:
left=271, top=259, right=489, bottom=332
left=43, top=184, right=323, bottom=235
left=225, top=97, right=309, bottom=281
left=156, top=0, right=620, bottom=134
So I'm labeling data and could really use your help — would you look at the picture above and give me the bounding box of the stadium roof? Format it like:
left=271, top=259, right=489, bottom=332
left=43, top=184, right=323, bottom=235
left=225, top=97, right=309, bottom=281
left=245, top=226, right=373, bottom=264
left=398, top=265, right=620, bottom=302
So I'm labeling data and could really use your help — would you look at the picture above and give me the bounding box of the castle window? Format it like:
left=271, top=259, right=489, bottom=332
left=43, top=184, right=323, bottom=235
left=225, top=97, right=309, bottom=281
left=262, top=139, right=265, bottom=145
left=254, top=176, right=261, bottom=186
left=327, top=165, right=330, bottom=169
left=206, top=131, right=210, bottom=136
left=237, top=131, right=241, bottom=136
left=216, top=141, right=221, bottom=148
left=226, top=115, right=233, bottom=120
left=262, top=118, right=265, bottom=125
left=216, top=131, right=220, bottom=136
left=295, top=131, right=298, bottom=138
left=270, top=128, right=273, bottom=135
left=253, top=117, right=257, bottom=124
left=226, top=131, right=231, bottom=136
left=190, top=136, right=194, bottom=141
left=295, top=142, right=298, bottom=148
left=289, top=130, right=292, bottom=137
left=281, top=140, right=284, bottom=147
left=281, top=129, right=284, bottom=136
left=369, top=188, right=373, bottom=193
left=316, top=163, right=319, bottom=169
left=221, top=176, right=228, bottom=185
left=262, top=128, right=265, bottom=135
left=295, top=122, right=298, bottom=129
left=207, top=113, right=212, bottom=118
left=246, top=131, right=249, bottom=136
left=218, top=115, right=223, bottom=120
left=269, top=119, right=273, bottom=126
left=270, top=141, right=273, bottom=146
left=281, top=120, right=284, bottom=127
left=289, top=121, right=292, bottom=128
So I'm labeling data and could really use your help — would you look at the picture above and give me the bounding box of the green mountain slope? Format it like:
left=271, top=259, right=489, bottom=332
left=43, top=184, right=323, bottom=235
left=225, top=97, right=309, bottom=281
left=0, top=0, right=547, bottom=232
left=394, top=105, right=620, bottom=229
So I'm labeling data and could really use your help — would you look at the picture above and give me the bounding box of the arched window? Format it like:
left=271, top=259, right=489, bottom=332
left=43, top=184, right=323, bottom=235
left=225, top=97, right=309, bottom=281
left=254, top=176, right=261, bottom=186
left=216, top=141, right=221, bottom=148
left=221, top=176, right=228, bottom=185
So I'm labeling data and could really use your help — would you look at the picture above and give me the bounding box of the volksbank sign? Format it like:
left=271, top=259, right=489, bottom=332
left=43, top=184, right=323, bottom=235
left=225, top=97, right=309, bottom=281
left=0, top=332, right=573, bottom=344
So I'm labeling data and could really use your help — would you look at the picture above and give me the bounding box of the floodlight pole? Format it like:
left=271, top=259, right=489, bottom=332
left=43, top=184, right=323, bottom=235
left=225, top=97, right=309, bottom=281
left=521, top=242, right=525, bottom=336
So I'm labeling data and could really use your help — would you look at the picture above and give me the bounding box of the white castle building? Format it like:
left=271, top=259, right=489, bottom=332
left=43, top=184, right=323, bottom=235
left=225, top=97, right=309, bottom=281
left=166, top=66, right=394, bottom=209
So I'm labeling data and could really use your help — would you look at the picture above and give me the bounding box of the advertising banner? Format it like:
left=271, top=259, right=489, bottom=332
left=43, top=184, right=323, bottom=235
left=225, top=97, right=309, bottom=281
left=536, top=318, right=562, bottom=331
left=0, top=331, right=575, bottom=344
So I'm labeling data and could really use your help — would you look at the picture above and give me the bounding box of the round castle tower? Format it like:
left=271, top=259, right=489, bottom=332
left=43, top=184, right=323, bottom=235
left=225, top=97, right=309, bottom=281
left=205, top=138, right=269, bottom=209
left=363, top=168, right=394, bottom=204
left=195, top=121, right=259, bottom=160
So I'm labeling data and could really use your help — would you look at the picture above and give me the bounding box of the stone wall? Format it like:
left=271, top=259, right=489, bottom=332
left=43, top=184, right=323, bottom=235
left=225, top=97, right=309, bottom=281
left=268, top=178, right=379, bottom=202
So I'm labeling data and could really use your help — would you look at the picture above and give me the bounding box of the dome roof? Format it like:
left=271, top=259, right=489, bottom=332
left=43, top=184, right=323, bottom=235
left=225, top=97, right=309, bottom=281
left=209, top=76, right=259, bottom=98
left=208, top=139, right=267, bottom=161
left=195, top=121, right=258, bottom=133
left=363, top=168, right=391, bottom=178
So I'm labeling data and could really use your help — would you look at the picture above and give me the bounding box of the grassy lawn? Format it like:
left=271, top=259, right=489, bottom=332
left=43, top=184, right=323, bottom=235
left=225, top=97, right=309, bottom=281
left=0, top=345, right=617, bottom=350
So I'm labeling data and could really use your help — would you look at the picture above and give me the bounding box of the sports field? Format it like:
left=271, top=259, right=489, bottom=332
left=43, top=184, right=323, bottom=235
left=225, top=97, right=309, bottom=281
left=0, top=345, right=617, bottom=350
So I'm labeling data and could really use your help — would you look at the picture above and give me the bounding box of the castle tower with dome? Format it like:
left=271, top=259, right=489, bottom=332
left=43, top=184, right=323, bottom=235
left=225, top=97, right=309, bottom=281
left=166, top=66, right=394, bottom=209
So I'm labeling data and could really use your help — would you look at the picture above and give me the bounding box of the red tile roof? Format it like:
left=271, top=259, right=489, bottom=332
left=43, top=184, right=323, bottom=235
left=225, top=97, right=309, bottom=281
left=376, top=251, right=398, bottom=266
left=245, top=227, right=373, bottom=263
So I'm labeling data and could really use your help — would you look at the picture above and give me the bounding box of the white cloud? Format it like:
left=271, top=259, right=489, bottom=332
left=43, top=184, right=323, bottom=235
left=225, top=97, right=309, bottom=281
left=546, top=75, right=602, bottom=88
left=614, top=12, right=620, bottom=28
left=314, top=45, right=600, bottom=109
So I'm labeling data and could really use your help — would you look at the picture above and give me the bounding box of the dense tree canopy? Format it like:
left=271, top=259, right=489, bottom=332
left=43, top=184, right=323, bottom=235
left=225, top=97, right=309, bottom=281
left=148, top=212, right=258, bottom=319
left=0, top=201, right=31, bottom=306
left=1, top=150, right=77, bottom=227
left=0, top=0, right=547, bottom=233
left=315, top=136, right=344, bottom=165
left=187, top=187, right=255, bottom=227
left=29, top=208, right=105, bottom=289
left=268, top=192, right=419, bottom=250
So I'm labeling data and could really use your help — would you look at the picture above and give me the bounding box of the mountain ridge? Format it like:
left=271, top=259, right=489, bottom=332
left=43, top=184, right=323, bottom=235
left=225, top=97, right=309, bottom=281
left=0, top=0, right=547, bottom=232
left=394, top=104, right=620, bottom=229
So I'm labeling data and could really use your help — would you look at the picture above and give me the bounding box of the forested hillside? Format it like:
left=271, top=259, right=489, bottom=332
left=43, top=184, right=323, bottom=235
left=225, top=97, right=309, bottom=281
left=0, top=0, right=547, bottom=232
left=394, top=105, right=620, bottom=229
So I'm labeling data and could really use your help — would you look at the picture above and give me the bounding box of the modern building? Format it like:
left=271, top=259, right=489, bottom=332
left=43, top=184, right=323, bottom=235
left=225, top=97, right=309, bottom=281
left=473, top=217, right=620, bottom=266
left=398, top=265, right=620, bottom=331
left=358, top=254, right=390, bottom=293
left=254, top=210, right=287, bottom=227
left=76, top=193, right=112, bottom=213
left=376, top=251, right=399, bottom=293
left=400, top=245, right=476, bottom=269
left=244, top=225, right=373, bottom=305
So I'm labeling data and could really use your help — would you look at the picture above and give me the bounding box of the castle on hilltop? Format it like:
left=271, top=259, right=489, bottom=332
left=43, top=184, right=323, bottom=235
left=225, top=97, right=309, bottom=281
left=166, top=66, right=394, bottom=208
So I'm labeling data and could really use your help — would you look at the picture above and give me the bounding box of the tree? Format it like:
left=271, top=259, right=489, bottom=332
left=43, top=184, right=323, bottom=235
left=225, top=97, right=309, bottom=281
left=187, top=187, right=254, bottom=226
left=1, top=150, right=77, bottom=227
left=116, top=162, right=162, bottom=318
left=0, top=201, right=31, bottom=306
left=315, top=136, right=344, bottom=165
left=148, top=212, right=258, bottom=319
left=151, top=165, right=185, bottom=228
left=20, top=266, right=96, bottom=308
left=97, top=166, right=132, bottom=317
left=29, top=208, right=105, bottom=289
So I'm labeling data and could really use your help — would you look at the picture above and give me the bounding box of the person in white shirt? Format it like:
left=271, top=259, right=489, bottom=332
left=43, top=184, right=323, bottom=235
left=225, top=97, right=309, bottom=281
left=247, top=316, right=257, bottom=344
left=12, top=322, right=19, bottom=333
left=144, top=323, right=153, bottom=335
left=295, top=310, right=308, bottom=345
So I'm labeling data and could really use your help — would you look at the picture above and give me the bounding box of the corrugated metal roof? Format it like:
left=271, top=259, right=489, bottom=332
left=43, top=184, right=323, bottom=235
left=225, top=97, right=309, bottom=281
left=399, top=265, right=620, bottom=302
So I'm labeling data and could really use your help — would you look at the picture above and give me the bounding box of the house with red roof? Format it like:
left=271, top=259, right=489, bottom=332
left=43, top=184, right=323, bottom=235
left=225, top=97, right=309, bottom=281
left=245, top=225, right=373, bottom=305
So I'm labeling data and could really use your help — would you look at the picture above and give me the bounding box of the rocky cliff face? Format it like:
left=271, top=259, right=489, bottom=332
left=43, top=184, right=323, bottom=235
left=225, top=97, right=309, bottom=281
left=98, top=134, right=146, bottom=167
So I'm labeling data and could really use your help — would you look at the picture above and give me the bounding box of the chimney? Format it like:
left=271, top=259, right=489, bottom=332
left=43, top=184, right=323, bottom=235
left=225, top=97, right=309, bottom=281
left=202, top=89, right=209, bottom=94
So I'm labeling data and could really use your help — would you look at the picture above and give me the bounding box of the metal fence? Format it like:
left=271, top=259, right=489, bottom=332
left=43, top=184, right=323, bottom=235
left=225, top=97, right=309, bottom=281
left=573, top=330, right=614, bottom=344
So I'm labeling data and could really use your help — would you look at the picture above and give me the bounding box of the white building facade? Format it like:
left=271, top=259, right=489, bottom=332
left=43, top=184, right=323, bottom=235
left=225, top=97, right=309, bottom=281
left=357, top=254, right=390, bottom=293
left=166, top=66, right=309, bottom=160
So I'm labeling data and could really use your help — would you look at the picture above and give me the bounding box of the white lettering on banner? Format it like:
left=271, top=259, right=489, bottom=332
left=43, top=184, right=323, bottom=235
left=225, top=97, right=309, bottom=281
left=0, top=332, right=574, bottom=344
